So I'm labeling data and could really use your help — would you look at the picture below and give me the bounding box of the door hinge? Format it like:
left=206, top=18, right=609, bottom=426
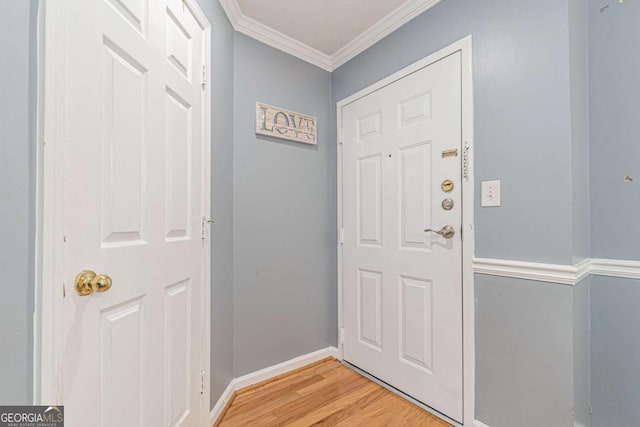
left=201, top=216, right=214, bottom=239
left=339, top=228, right=344, bottom=245
left=200, top=370, right=206, bottom=394
left=460, top=225, right=464, bottom=241
left=340, top=328, right=345, bottom=345
left=463, top=142, right=470, bottom=180
left=338, top=128, right=343, bottom=145
left=201, top=65, right=207, bottom=90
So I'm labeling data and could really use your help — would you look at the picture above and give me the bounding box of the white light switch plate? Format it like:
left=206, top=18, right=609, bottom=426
left=481, top=180, right=501, bottom=207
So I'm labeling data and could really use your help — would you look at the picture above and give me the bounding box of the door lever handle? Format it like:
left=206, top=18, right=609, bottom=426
left=424, top=225, right=455, bottom=239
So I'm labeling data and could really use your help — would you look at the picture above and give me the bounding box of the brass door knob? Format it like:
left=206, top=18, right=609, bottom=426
left=75, top=270, right=113, bottom=296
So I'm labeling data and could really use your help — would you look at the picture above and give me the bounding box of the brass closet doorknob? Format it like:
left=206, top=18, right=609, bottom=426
left=75, top=270, right=113, bottom=296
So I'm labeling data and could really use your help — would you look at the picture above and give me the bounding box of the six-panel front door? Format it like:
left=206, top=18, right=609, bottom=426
left=60, top=0, right=207, bottom=425
left=342, top=52, right=464, bottom=422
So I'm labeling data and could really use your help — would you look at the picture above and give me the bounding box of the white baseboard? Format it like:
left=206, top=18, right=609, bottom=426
left=209, top=346, right=338, bottom=426
left=209, top=380, right=236, bottom=426
left=473, top=418, right=588, bottom=427
left=234, top=347, right=338, bottom=390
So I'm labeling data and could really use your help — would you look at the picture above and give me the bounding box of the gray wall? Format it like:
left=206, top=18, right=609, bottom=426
left=569, top=0, right=591, bottom=263
left=198, top=0, right=235, bottom=407
left=0, top=0, right=38, bottom=405
left=475, top=275, right=574, bottom=427
left=574, top=277, right=591, bottom=427
left=332, top=0, right=576, bottom=265
left=589, top=1, right=640, bottom=425
left=591, top=276, right=640, bottom=427
left=232, top=34, right=336, bottom=376
left=589, top=0, right=640, bottom=261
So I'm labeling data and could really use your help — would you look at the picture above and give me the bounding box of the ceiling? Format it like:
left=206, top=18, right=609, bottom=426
left=219, top=0, right=441, bottom=71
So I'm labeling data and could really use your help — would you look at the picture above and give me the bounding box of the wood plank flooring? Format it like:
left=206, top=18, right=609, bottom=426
left=216, top=358, right=452, bottom=427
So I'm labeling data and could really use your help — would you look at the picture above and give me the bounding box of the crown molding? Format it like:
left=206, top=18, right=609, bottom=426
left=218, top=0, right=442, bottom=71
left=218, top=0, right=242, bottom=24
left=331, top=0, right=441, bottom=69
left=219, top=0, right=332, bottom=71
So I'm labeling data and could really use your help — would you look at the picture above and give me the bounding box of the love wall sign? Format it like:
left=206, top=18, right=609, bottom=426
left=255, top=103, right=317, bottom=145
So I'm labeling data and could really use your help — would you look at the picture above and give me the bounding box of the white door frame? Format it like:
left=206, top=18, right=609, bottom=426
left=336, top=35, right=475, bottom=426
left=34, top=1, right=213, bottom=425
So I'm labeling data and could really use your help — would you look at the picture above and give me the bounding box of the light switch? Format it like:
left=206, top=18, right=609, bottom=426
left=481, top=180, right=501, bottom=207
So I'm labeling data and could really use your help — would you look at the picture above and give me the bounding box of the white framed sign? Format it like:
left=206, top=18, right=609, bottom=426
left=255, top=102, right=317, bottom=145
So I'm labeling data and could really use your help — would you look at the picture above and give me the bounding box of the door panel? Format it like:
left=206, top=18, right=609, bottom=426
left=357, top=155, right=382, bottom=246
left=61, top=0, right=206, bottom=425
left=164, top=87, right=192, bottom=241
left=101, top=39, right=148, bottom=247
left=342, top=52, right=463, bottom=422
left=399, top=276, right=433, bottom=372
left=100, top=298, right=145, bottom=427
left=357, top=269, right=383, bottom=351
left=399, top=142, right=432, bottom=251
left=164, top=279, right=191, bottom=426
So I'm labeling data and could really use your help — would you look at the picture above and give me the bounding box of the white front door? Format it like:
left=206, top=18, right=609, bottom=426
left=341, top=52, right=463, bottom=422
left=59, top=0, right=207, bottom=425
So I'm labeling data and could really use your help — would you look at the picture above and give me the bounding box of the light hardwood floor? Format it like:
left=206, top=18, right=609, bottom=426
left=216, top=358, right=452, bottom=426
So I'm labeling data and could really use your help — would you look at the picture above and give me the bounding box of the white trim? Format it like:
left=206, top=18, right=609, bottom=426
left=590, top=258, right=640, bottom=280
left=37, top=0, right=66, bottom=405
left=218, top=0, right=441, bottom=71
left=219, top=0, right=332, bottom=71
left=209, top=380, right=235, bottom=426
left=336, top=36, right=475, bottom=426
left=37, top=2, right=214, bottom=421
left=233, top=347, right=338, bottom=390
left=459, top=36, right=476, bottom=427
left=209, top=347, right=339, bottom=425
left=217, top=0, right=241, bottom=26
left=232, top=12, right=332, bottom=71
left=33, top=0, right=47, bottom=404
left=473, top=258, right=591, bottom=285
left=474, top=257, right=640, bottom=284
left=331, top=0, right=441, bottom=69
left=189, top=1, right=213, bottom=425
left=474, top=420, right=492, bottom=427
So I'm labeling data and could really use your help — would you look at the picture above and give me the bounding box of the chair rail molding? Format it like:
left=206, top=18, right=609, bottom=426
left=590, top=258, right=640, bottom=280
left=218, top=0, right=441, bottom=71
left=474, top=257, right=640, bottom=284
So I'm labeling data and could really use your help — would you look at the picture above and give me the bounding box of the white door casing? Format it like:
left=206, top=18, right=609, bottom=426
left=38, top=0, right=212, bottom=425
left=338, top=39, right=474, bottom=425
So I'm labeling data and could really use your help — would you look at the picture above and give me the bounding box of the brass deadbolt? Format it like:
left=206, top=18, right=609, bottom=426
left=441, top=180, right=454, bottom=193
